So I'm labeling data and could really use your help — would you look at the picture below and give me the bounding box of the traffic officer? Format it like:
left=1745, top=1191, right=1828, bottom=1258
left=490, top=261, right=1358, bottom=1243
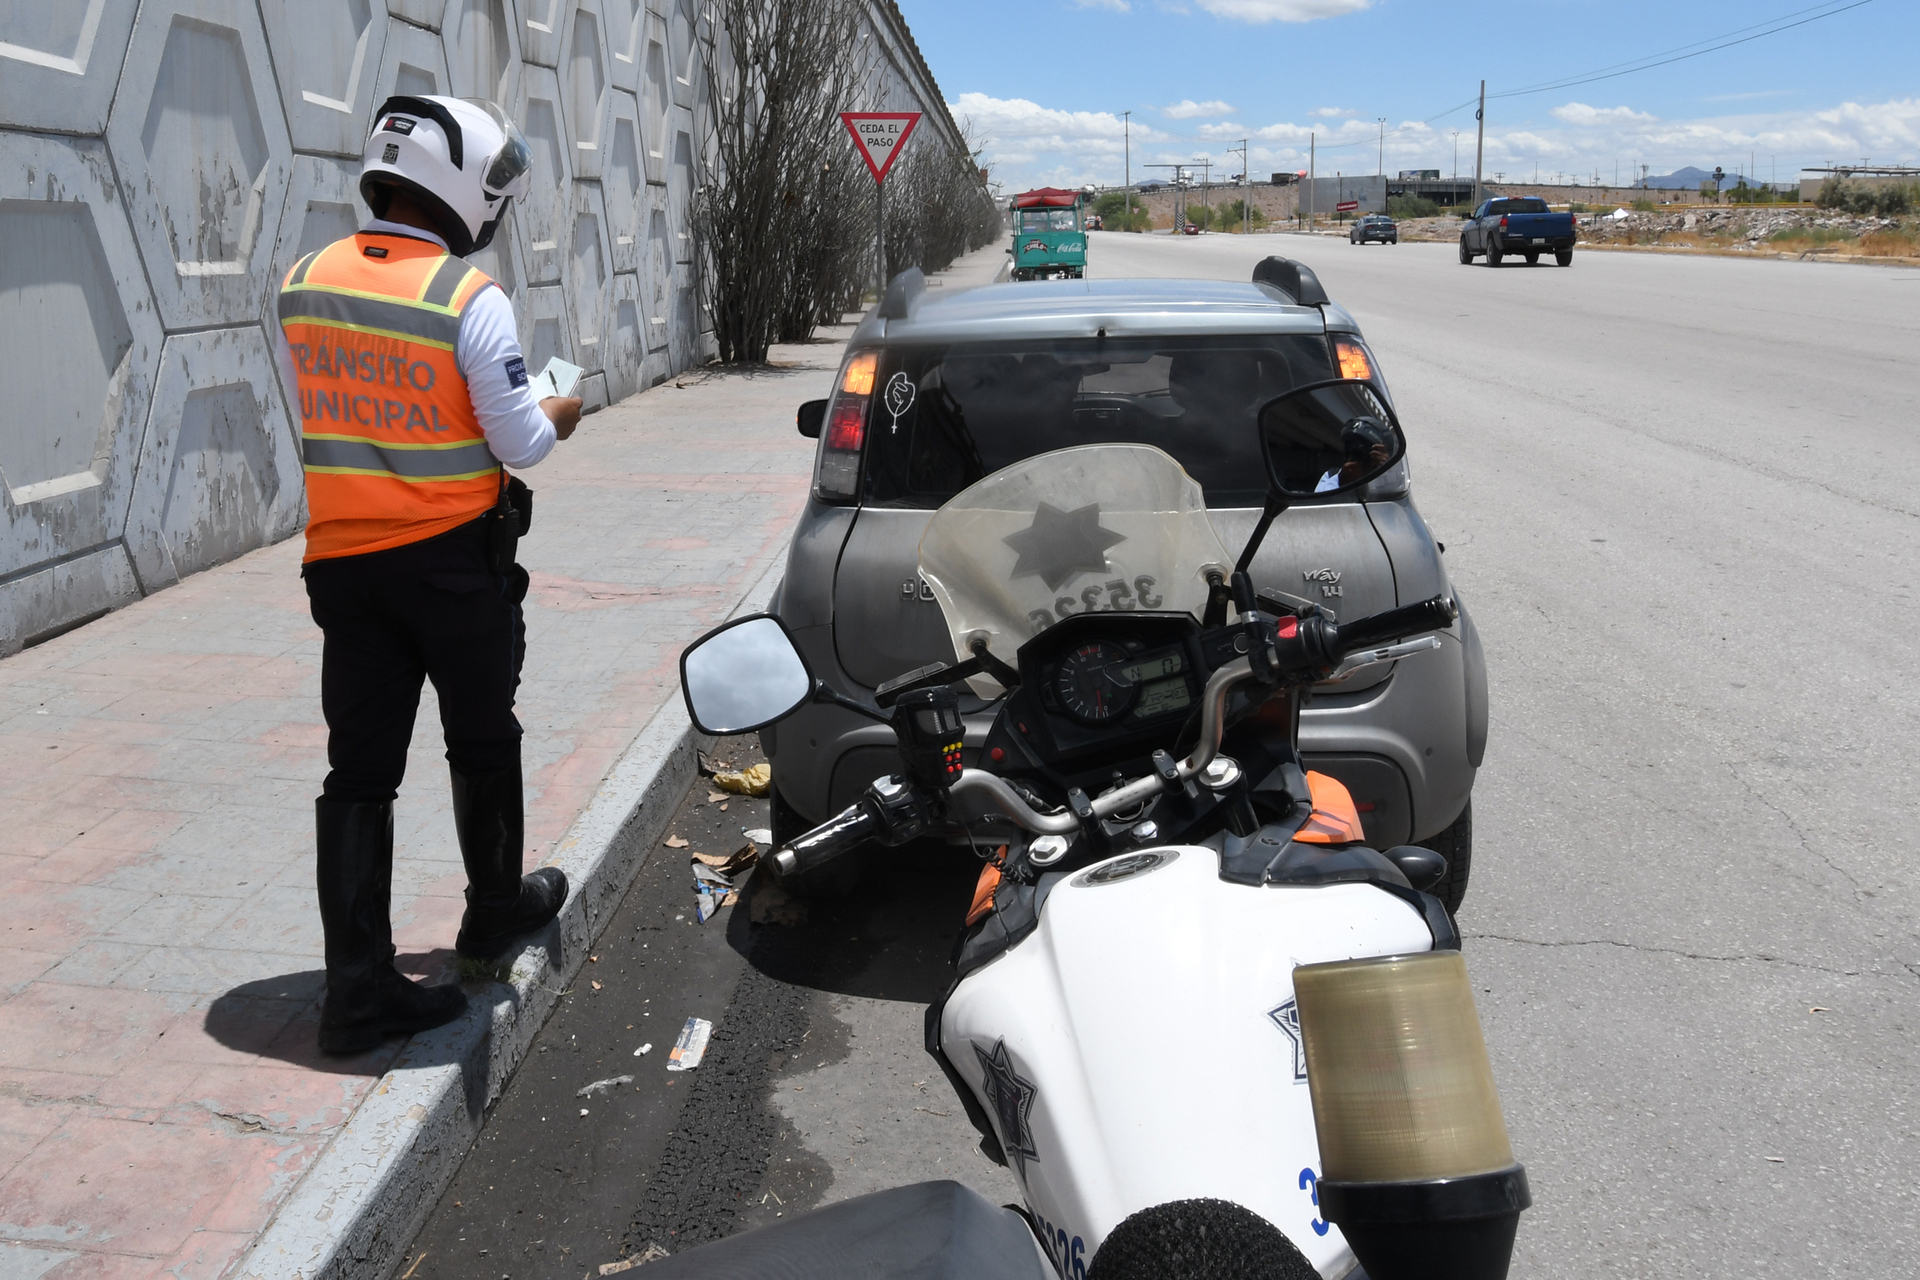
left=276, top=95, right=584, bottom=1054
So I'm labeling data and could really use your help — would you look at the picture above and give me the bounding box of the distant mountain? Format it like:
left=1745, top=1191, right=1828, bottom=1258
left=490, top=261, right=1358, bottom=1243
left=1643, top=165, right=1769, bottom=190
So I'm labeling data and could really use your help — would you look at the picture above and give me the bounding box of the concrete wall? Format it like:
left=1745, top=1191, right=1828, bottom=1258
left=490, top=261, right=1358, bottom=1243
left=0, top=0, right=962, bottom=656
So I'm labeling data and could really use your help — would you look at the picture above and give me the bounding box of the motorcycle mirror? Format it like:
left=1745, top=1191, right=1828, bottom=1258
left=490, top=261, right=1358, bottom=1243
left=1257, top=379, right=1407, bottom=501
left=678, top=613, right=814, bottom=736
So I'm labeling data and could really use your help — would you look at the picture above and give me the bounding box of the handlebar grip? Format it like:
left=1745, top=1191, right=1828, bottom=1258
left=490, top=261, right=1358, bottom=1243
left=770, top=800, right=879, bottom=878
left=1332, top=595, right=1458, bottom=656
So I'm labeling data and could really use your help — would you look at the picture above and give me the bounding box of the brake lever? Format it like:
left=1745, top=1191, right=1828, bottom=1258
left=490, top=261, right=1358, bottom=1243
left=1318, top=635, right=1441, bottom=683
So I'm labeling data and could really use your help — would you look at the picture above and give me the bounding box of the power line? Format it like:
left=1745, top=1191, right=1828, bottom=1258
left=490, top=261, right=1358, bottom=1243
left=1488, top=0, right=1874, bottom=99
left=1139, top=0, right=1873, bottom=158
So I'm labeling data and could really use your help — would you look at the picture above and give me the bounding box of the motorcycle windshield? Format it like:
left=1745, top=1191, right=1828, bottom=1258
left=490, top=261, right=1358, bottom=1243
left=918, top=444, right=1232, bottom=692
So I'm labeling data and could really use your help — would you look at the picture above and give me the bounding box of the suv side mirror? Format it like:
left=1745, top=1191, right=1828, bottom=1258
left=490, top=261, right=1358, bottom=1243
left=797, top=399, right=827, bottom=439
left=679, top=614, right=814, bottom=735
left=1258, top=379, right=1407, bottom=499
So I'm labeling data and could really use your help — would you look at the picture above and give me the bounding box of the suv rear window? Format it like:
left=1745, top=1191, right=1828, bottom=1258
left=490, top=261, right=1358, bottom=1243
left=861, top=334, right=1336, bottom=509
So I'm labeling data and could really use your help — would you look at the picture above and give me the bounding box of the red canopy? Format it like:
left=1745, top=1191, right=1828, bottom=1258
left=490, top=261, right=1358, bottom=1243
left=1011, top=187, right=1082, bottom=208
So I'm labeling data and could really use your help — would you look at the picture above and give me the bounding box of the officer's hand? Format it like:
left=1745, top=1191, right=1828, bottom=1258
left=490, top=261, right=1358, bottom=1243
left=541, top=396, right=583, bottom=441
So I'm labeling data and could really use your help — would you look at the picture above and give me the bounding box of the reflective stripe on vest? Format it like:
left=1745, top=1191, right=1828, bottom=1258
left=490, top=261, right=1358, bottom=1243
left=280, top=233, right=501, bottom=561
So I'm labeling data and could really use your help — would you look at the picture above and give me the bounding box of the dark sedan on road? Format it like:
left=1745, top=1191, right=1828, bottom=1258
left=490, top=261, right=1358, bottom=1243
left=1350, top=214, right=1398, bottom=244
left=771, top=267, right=1489, bottom=909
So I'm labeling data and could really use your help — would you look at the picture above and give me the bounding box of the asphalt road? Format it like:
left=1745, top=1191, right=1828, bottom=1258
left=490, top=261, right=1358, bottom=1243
left=1088, top=229, right=1920, bottom=1277
left=408, top=232, right=1919, bottom=1280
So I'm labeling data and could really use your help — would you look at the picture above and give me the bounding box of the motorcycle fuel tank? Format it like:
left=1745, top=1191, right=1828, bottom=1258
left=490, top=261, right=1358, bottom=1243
left=941, top=845, right=1434, bottom=1278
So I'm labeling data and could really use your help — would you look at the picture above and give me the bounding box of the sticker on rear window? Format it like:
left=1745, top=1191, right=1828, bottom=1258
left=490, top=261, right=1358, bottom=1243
left=504, top=356, right=528, bottom=388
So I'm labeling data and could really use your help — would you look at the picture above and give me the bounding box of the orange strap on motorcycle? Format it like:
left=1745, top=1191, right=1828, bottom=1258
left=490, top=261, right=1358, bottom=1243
left=966, top=847, right=1009, bottom=926
left=1294, top=771, right=1366, bottom=844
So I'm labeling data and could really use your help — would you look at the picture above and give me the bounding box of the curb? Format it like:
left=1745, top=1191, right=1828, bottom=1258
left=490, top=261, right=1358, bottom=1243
left=236, top=559, right=785, bottom=1280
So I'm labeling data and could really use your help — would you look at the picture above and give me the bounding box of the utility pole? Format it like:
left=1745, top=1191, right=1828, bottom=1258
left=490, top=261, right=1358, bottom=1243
left=1123, top=110, right=1132, bottom=223
left=1230, top=139, right=1250, bottom=234
left=1452, top=130, right=1459, bottom=182
left=1308, top=132, right=1315, bottom=228
left=1377, top=117, right=1387, bottom=176
left=1472, top=79, right=1485, bottom=210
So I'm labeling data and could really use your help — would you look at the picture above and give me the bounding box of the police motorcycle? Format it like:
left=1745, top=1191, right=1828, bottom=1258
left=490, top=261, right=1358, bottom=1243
left=656, top=380, right=1529, bottom=1280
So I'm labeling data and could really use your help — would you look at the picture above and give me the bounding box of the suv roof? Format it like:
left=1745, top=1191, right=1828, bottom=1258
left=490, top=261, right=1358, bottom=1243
left=859, top=277, right=1359, bottom=346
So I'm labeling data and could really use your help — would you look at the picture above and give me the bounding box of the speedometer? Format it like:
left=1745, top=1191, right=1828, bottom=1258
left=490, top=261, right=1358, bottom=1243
left=1052, top=641, right=1136, bottom=724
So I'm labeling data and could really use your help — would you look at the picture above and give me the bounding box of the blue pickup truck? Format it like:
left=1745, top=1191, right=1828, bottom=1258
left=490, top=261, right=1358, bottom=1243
left=1458, top=197, right=1576, bottom=267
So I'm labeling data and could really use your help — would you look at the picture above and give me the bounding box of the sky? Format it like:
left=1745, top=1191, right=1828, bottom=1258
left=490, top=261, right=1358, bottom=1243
left=893, top=0, right=1920, bottom=193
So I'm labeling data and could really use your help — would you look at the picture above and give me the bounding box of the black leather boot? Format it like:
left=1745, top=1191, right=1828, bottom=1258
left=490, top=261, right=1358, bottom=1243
left=450, top=764, right=568, bottom=960
left=315, top=798, right=468, bottom=1054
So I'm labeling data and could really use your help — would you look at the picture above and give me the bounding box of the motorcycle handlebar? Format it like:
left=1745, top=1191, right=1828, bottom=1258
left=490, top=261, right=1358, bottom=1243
left=1330, top=595, right=1457, bottom=656
left=770, top=800, right=878, bottom=878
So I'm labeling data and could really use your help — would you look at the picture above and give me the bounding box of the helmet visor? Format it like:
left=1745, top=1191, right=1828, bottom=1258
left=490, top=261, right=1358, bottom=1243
left=465, top=98, right=532, bottom=197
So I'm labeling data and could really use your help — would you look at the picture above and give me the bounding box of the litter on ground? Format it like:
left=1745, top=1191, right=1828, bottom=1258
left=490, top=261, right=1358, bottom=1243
left=667, top=1017, right=713, bottom=1071
left=576, top=1075, right=635, bottom=1098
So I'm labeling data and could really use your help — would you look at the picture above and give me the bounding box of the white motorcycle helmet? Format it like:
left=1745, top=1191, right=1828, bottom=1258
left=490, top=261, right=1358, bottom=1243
left=359, top=95, right=532, bottom=257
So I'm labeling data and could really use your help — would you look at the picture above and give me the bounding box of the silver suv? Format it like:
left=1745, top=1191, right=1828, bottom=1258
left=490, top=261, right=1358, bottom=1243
left=766, top=260, right=1488, bottom=906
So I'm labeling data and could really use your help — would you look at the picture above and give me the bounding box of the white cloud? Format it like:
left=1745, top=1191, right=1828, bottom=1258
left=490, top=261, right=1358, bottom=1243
left=1163, top=99, right=1237, bottom=119
left=953, top=89, right=1920, bottom=192
left=1312, top=107, right=1353, bottom=118
left=1192, top=0, right=1370, bottom=23
left=1551, top=102, right=1658, bottom=127
left=1074, top=0, right=1131, bottom=9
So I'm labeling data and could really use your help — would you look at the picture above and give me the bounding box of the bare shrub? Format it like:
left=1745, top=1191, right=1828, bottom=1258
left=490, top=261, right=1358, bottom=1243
left=691, top=1, right=998, bottom=363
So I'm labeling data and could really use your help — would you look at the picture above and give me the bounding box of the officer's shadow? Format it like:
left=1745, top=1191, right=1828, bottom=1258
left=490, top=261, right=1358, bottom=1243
left=204, top=941, right=543, bottom=1101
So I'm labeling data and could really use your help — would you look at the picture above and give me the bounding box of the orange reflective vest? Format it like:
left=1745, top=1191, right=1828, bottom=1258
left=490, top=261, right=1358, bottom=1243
left=278, top=232, right=502, bottom=562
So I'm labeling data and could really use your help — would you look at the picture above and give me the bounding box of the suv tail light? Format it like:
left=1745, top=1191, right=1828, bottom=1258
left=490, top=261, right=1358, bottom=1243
left=1498, top=215, right=1508, bottom=229
left=1333, top=337, right=1375, bottom=382
left=814, top=350, right=877, bottom=501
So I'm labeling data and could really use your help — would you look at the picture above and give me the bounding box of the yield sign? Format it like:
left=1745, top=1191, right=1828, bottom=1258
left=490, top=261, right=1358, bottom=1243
left=839, top=112, right=922, bottom=184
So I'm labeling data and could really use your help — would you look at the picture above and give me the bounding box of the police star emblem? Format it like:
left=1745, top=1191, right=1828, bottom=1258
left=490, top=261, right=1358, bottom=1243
left=1002, top=502, right=1127, bottom=591
left=973, top=1038, right=1040, bottom=1174
left=1269, top=997, right=1308, bottom=1083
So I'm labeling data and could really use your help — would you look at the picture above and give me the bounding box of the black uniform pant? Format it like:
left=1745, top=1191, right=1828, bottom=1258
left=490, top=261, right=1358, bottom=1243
left=303, top=519, right=528, bottom=802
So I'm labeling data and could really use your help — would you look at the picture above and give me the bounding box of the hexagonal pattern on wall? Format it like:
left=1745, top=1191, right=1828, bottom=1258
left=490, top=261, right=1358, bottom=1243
left=568, top=182, right=614, bottom=375
left=443, top=0, right=523, bottom=105
left=603, top=90, right=644, bottom=273
left=123, top=325, right=302, bottom=591
left=258, top=0, right=389, bottom=158
left=520, top=283, right=576, bottom=379
left=606, top=269, right=643, bottom=401
left=385, top=0, right=444, bottom=29
left=262, top=153, right=372, bottom=337
left=0, top=133, right=164, bottom=588
left=1, top=0, right=967, bottom=651
left=642, top=193, right=671, bottom=354
left=668, top=0, right=695, bottom=109
left=375, top=11, right=451, bottom=102
left=520, top=0, right=565, bottom=67
left=638, top=11, right=669, bottom=185
left=560, top=0, right=613, bottom=179
left=104, top=0, right=293, bottom=332
left=667, top=108, right=694, bottom=261
left=517, top=62, right=572, bottom=286
left=604, top=0, right=643, bottom=94
left=0, top=0, right=141, bottom=135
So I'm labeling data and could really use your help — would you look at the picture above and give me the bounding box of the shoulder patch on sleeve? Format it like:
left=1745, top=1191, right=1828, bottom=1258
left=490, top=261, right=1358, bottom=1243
left=504, top=356, right=528, bottom=389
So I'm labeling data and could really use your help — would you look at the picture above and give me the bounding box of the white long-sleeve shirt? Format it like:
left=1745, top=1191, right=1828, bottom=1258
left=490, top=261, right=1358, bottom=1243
left=273, top=218, right=556, bottom=469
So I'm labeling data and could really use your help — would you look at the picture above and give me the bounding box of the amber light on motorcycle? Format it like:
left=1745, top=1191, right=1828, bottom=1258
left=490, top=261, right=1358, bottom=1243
left=1293, top=951, right=1530, bottom=1280
left=815, top=351, right=877, bottom=501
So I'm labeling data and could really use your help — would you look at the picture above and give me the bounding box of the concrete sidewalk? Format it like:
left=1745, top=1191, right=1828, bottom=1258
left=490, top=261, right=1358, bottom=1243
left=0, top=245, right=1000, bottom=1279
